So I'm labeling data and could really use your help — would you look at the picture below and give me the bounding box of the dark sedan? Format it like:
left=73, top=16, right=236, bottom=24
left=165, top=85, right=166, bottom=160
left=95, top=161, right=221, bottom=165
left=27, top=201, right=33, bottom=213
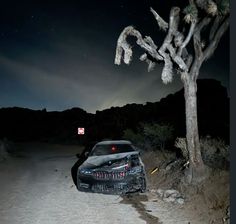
left=76, top=140, right=146, bottom=194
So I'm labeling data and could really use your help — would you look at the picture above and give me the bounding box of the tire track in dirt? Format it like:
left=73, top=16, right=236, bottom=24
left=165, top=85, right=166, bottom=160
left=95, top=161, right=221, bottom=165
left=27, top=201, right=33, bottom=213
left=120, top=193, right=161, bottom=224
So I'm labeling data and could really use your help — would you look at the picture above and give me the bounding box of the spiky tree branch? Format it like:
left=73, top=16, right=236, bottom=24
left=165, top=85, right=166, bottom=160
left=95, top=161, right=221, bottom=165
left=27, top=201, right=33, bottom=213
left=177, top=21, right=196, bottom=57
left=209, top=16, right=223, bottom=41
left=195, top=0, right=218, bottom=16
left=114, top=26, right=163, bottom=66
left=194, top=17, right=212, bottom=34
left=203, top=16, right=229, bottom=60
left=115, top=0, right=229, bottom=80
left=150, top=7, right=168, bottom=32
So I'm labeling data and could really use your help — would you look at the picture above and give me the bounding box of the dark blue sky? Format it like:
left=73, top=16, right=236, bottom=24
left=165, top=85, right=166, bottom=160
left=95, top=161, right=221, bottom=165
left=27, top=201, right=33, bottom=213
left=0, top=0, right=229, bottom=113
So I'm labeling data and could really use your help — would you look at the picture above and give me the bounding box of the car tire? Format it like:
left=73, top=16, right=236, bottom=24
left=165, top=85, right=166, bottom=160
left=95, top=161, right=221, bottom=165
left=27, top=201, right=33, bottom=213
left=139, top=176, right=146, bottom=193
left=76, top=176, right=80, bottom=190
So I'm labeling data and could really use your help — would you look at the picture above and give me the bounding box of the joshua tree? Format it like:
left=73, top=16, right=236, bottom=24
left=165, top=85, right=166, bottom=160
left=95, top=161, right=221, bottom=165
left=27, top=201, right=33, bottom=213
left=114, top=0, right=229, bottom=183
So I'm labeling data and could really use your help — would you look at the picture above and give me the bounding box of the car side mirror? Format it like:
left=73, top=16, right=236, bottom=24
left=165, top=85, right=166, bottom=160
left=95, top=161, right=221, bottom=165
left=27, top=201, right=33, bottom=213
left=84, top=151, right=89, bottom=157
left=76, top=153, right=81, bottom=159
left=134, top=146, right=141, bottom=155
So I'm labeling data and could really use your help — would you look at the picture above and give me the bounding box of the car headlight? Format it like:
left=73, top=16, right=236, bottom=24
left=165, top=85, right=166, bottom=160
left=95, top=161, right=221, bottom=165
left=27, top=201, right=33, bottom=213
left=129, top=166, right=142, bottom=174
left=112, top=163, right=129, bottom=170
left=80, top=169, right=92, bottom=175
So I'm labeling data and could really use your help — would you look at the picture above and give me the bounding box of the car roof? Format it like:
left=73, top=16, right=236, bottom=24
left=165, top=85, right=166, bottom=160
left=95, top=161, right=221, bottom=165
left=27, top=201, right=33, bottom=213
left=95, top=140, right=132, bottom=145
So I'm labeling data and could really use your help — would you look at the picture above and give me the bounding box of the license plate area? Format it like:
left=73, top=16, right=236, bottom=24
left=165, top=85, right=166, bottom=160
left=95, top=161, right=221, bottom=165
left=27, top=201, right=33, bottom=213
left=79, top=183, right=89, bottom=188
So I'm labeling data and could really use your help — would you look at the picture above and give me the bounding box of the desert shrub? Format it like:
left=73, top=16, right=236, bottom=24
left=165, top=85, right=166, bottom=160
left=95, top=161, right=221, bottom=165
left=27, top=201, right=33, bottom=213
left=122, top=129, right=146, bottom=148
left=123, top=122, right=174, bottom=150
left=175, top=137, right=188, bottom=159
left=175, top=136, right=229, bottom=169
left=142, top=123, right=174, bottom=150
left=201, top=136, right=229, bottom=169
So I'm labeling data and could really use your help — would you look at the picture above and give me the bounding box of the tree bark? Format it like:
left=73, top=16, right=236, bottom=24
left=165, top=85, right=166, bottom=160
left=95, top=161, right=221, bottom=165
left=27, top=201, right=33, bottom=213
left=183, top=77, right=205, bottom=183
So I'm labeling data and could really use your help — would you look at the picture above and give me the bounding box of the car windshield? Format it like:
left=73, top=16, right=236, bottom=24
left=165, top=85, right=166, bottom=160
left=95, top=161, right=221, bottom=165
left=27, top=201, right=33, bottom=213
left=90, top=144, right=135, bottom=156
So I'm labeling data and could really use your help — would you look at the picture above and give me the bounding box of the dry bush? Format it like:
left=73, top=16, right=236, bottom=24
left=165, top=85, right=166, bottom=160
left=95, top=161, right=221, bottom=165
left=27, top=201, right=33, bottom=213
left=175, top=136, right=229, bottom=169
left=123, top=122, right=174, bottom=151
left=175, top=137, right=188, bottom=159
left=201, top=137, right=229, bottom=169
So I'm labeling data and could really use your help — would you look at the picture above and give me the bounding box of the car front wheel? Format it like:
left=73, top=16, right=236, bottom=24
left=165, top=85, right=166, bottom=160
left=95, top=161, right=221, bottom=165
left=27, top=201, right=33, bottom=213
left=139, top=176, right=146, bottom=193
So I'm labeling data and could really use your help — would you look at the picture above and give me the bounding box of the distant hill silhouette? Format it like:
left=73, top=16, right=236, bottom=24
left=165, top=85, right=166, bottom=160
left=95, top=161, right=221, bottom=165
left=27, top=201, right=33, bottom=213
left=0, top=79, right=229, bottom=144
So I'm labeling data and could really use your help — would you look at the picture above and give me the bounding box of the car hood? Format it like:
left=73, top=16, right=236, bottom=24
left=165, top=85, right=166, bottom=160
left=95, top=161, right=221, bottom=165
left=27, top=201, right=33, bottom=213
left=81, top=151, right=139, bottom=169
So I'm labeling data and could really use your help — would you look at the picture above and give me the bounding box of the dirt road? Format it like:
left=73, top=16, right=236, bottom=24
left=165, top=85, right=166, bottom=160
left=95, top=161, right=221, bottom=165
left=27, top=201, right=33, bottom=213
left=0, top=142, right=153, bottom=224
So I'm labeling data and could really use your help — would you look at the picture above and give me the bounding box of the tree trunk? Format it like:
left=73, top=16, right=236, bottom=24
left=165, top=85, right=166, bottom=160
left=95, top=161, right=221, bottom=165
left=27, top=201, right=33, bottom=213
left=183, top=78, right=206, bottom=183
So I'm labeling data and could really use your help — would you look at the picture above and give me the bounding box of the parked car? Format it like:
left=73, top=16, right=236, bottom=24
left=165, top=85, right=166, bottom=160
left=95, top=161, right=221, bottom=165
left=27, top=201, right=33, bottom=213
left=76, top=140, right=146, bottom=194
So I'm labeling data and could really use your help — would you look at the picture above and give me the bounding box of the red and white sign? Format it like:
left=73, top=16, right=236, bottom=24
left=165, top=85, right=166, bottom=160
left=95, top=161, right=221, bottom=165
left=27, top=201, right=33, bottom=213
left=78, top=127, right=85, bottom=135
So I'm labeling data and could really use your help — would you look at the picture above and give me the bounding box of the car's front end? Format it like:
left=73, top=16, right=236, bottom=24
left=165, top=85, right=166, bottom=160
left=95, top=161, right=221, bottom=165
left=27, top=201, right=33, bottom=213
left=77, top=141, right=146, bottom=194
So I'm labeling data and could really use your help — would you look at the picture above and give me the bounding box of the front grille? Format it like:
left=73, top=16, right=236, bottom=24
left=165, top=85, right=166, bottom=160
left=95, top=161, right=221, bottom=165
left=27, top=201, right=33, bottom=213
left=93, top=171, right=126, bottom=180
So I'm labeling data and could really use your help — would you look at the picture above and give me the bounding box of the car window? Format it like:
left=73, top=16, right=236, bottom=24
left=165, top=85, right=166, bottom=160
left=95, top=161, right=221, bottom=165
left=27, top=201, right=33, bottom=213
left=90, top=144, right=135, bottom=156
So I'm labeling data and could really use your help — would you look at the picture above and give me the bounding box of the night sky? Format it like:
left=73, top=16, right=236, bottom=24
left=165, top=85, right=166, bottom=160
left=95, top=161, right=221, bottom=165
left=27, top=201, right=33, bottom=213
left=0, top=0, right=229, bottom=113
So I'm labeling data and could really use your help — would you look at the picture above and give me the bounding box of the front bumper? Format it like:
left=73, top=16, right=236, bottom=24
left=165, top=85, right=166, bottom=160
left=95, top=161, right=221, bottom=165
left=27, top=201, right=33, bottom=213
left=77, top=172, right=146, bottom=194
